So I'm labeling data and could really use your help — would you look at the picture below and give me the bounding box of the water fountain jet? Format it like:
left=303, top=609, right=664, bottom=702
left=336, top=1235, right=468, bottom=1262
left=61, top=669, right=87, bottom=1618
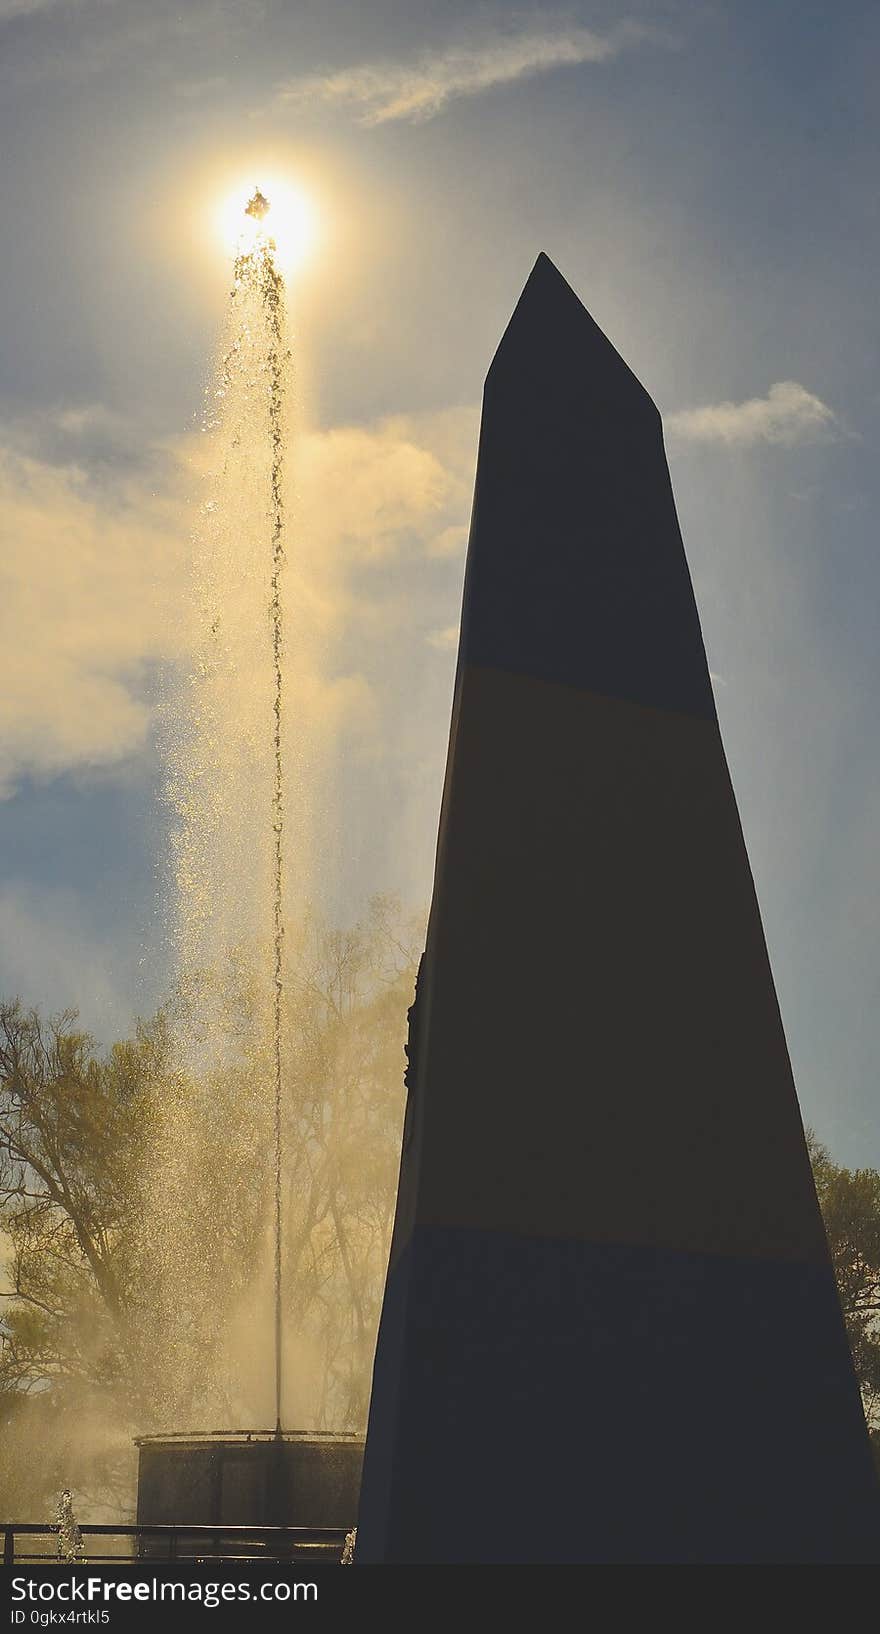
left=135, top=188, right=364, bottom=1553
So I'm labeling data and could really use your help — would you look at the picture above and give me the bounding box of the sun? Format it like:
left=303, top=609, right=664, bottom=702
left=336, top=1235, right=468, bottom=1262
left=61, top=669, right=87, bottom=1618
left=216, top=177, right=317, bottom=272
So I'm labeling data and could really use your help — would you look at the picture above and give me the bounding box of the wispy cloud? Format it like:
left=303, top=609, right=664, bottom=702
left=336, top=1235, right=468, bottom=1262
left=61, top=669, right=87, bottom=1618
left=276, top=21, right=650, bottom=125
left=0, top=0, right=55, bottom=16
left=666, top=381, right=839, bottom=449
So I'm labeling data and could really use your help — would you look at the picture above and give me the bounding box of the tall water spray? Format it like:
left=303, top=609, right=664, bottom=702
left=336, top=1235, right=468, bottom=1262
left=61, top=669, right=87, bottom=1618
left=145, top=191, right=298, bottom=1432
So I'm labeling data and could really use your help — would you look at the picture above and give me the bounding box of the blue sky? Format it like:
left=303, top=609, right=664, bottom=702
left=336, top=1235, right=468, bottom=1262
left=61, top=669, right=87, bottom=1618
left=0, top=0, right=878, bottom=1165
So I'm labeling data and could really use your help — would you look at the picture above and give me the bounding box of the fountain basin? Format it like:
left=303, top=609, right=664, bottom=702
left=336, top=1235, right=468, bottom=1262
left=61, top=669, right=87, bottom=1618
left=135, top=1431, right=363, bottom=1538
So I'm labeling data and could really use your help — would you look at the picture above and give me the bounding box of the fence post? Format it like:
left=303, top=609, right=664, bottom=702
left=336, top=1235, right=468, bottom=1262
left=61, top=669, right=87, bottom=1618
left=3, top=1527, right=13, bottom=1566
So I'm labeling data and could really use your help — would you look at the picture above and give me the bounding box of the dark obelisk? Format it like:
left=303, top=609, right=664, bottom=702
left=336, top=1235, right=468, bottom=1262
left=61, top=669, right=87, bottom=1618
left=357, top=255, right=880, bottom=1562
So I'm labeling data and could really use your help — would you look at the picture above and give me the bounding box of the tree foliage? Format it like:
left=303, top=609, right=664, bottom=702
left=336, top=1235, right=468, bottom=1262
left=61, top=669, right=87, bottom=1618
left=0, top=1003, right=166, bottom=1402
left=809, top=1131, right=880, bottom=1461
left=0, top=898, right=419, bottom=1516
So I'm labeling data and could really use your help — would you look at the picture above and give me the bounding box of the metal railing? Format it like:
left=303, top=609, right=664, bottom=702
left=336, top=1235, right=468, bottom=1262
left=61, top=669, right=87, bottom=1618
left=1, top=1523, right=348, bottom=1565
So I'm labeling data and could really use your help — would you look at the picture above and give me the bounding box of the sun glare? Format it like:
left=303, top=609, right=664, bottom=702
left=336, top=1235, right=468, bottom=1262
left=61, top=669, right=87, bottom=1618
left=216, top=177, right=317, bottom=272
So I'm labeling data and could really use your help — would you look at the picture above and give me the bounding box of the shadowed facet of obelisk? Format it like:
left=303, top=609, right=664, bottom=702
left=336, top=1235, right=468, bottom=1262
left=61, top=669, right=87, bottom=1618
left=356, top=254, right=880, bottom=1563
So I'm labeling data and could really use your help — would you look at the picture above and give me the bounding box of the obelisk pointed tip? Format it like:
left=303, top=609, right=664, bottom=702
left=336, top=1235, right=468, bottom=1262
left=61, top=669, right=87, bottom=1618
left=516, top=250, right=580, bottom=311
left=531, top=249, right=566, bottom=280
left=488, top=252, right=659, bottom=420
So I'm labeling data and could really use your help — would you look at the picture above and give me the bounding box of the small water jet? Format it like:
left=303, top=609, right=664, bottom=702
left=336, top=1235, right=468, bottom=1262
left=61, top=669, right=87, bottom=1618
left=235, top=185, right=290, bottom=1439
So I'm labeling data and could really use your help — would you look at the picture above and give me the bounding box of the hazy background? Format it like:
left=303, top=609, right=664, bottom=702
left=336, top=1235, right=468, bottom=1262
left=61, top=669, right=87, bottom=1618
left=0, top=0, right=878, bottom=1165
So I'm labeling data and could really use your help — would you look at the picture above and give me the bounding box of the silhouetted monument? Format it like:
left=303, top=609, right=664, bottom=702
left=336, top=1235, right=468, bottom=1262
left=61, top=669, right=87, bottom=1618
left=357, top=254, right=880, bottom=1562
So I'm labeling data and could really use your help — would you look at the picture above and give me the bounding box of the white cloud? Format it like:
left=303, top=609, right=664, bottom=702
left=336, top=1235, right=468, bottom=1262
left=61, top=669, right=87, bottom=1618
left=296, top=423, right=450, bottom=565
left=0, top=437, right=187, bottom=796
left=666, top=381, right=839, bottom=449
left=428, top=523, right=469, bottom=558
left=0, top=404, right=476, bottom=797
left=294, top=407, right=476, bottom=598
left=276, top=21, right=648, bottom=125
left=426, top=625, right=459, bottom=651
